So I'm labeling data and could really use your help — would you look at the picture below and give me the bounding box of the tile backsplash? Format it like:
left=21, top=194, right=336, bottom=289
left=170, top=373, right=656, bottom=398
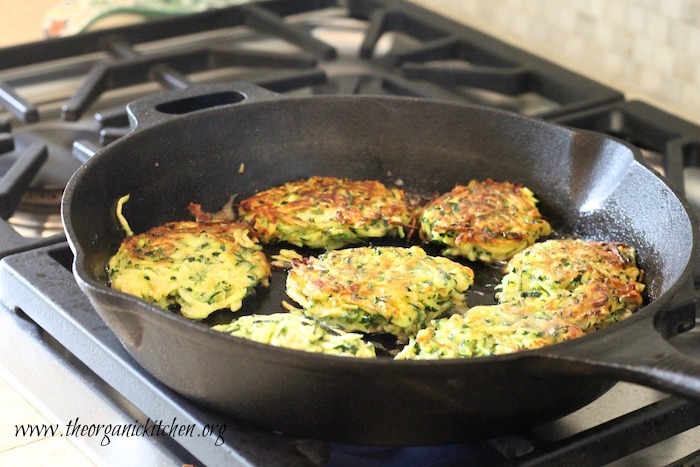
left=410, top=0, right=700, bottom=124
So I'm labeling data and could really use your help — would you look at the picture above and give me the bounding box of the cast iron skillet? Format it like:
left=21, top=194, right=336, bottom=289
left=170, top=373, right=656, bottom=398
left=63, top=83, right=700, bottom=446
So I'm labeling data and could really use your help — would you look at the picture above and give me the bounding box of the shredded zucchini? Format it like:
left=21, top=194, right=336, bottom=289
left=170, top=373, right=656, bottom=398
left=115, top=194, right=134, bottom=237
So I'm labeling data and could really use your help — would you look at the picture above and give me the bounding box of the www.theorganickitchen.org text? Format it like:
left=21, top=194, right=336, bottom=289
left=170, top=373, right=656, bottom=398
left=14, top=417, right=226, bottom=446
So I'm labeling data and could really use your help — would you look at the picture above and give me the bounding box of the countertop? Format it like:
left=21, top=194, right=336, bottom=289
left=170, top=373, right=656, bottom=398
left=0, top=0, right=55, bottom=47
left=0, top=2, right=96, bottom=463
left=0, top=373, right=94, bottom=466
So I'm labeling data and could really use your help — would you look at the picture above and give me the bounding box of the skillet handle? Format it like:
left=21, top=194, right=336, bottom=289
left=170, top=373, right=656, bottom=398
left=126, top=82, right=281, bottom=131
left=532, top=313, right=700, bottom=401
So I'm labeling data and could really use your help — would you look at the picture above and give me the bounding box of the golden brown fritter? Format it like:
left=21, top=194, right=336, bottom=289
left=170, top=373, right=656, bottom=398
left=285, top=246, right=474, bottom=341
left=212, top=312, right=377, bottom=358
left=237, top=176, right=414, bottom=249
left=496, top=238, right=645, bottom=331
left=419, top=179, right=551, bottom=262
left=397, top=238, right=644, bottom=360
left=395, top=303, right=585, bottom=359
left=108, top=221, right=271, bottom=320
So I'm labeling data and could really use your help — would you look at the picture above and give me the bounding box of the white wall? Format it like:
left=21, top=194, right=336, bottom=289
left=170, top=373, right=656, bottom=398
left=410, top=0, right=700, bottom=124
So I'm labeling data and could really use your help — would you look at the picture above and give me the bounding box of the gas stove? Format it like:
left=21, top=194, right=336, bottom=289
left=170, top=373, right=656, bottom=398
left=1, top=1, right=699, bottom=465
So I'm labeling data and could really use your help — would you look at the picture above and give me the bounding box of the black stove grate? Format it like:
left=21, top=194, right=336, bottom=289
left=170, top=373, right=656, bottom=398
left=0, top=0, right=337, bottom=123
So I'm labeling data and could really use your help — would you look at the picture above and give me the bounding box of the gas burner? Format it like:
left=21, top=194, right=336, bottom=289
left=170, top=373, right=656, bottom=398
left=0, top=120, right=100, bottom=238
left=7, top=188, right=64, bottom=238
left=7, top=209, right=63, bottom=239
left=13, top=121, right=99, bottom=189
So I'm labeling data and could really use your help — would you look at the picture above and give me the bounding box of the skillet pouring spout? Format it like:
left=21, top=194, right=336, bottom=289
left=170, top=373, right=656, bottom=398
left=63, top=83, right=700, bottom=444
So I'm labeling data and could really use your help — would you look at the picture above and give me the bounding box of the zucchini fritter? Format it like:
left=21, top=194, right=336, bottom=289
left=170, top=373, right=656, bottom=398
left=397, top=239, right=644, bottom=359
left=108, top=221, right=271, bottom=320
left=285, top=246, right=474, bottom=340
left=496, top=239, right=645, bottom=331
left=419, top=179, right=551, bottom=262
left=213, top=312, right=376, bottom=358
left=237, top=176, right=413, bottom=249
left=395, top=304, right=585, bottom=359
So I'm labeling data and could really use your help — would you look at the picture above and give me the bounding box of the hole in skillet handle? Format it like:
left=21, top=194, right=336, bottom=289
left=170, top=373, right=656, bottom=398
left=154, top=91, right=246, bottom=115
left=125, top=82, right=281, bottom=130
